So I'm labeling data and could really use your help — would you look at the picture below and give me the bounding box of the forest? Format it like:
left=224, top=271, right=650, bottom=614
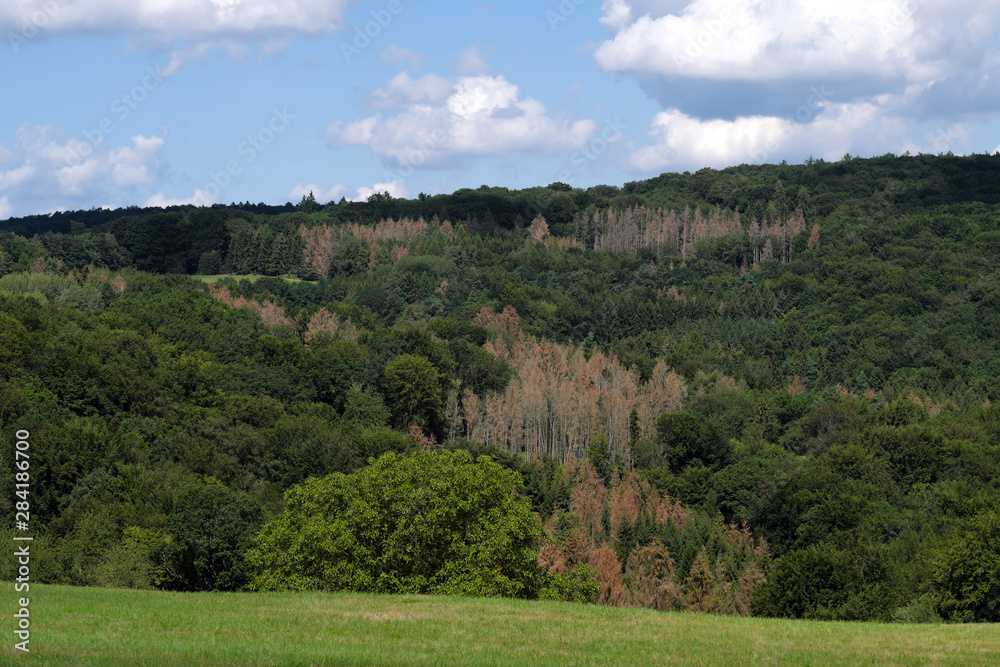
left=1, top=152, right=999, bottom=623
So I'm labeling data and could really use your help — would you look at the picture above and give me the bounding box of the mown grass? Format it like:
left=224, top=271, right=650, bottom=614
left=3, top=583, right=998, bottom=666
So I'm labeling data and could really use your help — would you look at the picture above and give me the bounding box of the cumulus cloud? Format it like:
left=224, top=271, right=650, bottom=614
left=627, top=101, right=958, bottom=172
left=599, top=0, right=692, bottom=31
left=0, top=196, right=11, bottom=221
left=145, top=189, right=219, bottom=208
left=328, top=74, right=598, bottom=171
left=0, top=0, right=358, bottom=36
left=365, top=72, right=453, bottom=110
left=455, top=45, right=490, bottom=76
left=107, top=135, right=168, bottom=187
left=354, top=179, right=409, bottom=201
left=0, top=124, right=167, bottom=217
left=595, top=1, right=1000, bottom=172
left=288, top=179, right=409, bottom=203
left=596, top=0, right=999, bottom=85
left=289, top=183, right=349, bottom=203
left=0, top=143, right=16, bottom=169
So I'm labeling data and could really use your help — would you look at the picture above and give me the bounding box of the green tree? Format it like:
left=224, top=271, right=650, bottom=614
left=267, top=234, right=291, bottom=276
left=586, top=429, right=612, bottom=482
left=628, top=409, right=641, bottom=449
left=197, top=251, right=223, bottom=275
left=247, top=449, right=542, bottom=598
left=539, top=564, right=600, bottom=604
left=656, top=412, right=731, bottom=471
left=932, top=510, right=1000, bottom=622
left=384, top=353, right=443, bottom=429
left=158, top=485, right=267, bottom=592
left=751, top=541, right=897, bottom=621
left=0, top=312, right=29, bottom=376
left=343, top=383, right=391, bottom=428
left=297, top=191, right=317, bottom=213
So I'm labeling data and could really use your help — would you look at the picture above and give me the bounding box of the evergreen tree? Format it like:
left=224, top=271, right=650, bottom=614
left=297, top=191, right=317, bottom=214
left=268, top=234, right=290, bottom=276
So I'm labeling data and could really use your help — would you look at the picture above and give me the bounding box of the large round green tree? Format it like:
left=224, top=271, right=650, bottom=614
left=246, top=449, right=542, bottom=598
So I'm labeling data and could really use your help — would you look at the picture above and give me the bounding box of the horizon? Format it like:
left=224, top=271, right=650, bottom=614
left=6, top=150, right=1000, bottom=223
left=4, top=150, right=1000, bottom=224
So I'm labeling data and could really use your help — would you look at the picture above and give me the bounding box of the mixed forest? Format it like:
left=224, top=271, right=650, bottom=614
left=2, top=152, right=1000, bottom=623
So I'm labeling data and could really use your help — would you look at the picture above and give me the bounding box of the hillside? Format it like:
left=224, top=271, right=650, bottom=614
left=1, top=153, right=999, bottom=624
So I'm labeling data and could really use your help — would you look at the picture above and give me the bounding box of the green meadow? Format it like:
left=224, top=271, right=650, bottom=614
left=4, top=584, right=998, bottom=666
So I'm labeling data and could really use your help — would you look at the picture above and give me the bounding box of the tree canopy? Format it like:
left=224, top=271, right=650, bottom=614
left=246, top=449, right=542, bottom=598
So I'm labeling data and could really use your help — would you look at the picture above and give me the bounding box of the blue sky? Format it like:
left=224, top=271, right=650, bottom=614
left=2, top=0, right=1000, bottom=219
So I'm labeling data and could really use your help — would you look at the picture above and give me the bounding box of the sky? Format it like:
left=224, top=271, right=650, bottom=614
left=1, top=0, right=1000, bottom=220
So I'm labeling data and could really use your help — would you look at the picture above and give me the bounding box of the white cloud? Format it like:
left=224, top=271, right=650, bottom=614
left=108, top=134, right=167, bottom=187
left=329, top=74, right=598, bottom=170
left=365, top=72, right=453, bottom=110
left=629, top=102, right=919, bottom=172
left=379, top=45, right=423, bottom=71
left=0, top=0, right=358, bottom=36
left=455, top=45, right=490, bottom=76
left=595, top=0, right=1000, bottom=85
left=0, top=196, right=11, bottom=221
left=595, top=1, right=1000, bottom=172
left=288, top=182, right=349, bottom=203
left=599, top=0, right=692, bottom=31
left=354, top=179, right=409, bottom=201
left=144, top=189, right=219, bottom=208
left=289, top=180, right=409, bottom=203
left=0, top=124, right=167, bottom=216
left=155, top=41, right=248, bottom=79
left=0, top=142, right=16, bottom=169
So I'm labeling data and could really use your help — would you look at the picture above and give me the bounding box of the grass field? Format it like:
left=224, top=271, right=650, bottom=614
left=3, top=583, right=998, bottom=666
